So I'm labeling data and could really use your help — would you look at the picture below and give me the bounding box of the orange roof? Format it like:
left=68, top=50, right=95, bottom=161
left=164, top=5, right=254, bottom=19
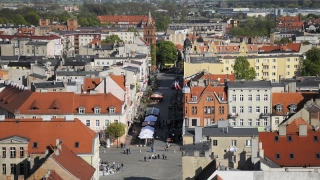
left=0, top=85, right=33, bottom=113
left=52, top=143, right=95, bottom=180
left=260, top=43, right=301, bottom=52
left=176, top=44, right=183, bottom=51
left=84, top=77, right=101, bottom=91
left=286, top=118, right=313, bottom=134
left=272, top=92, right=316, bottom=115
left=88, top=38, right=101, bottom=45
left=259, top=120, right=320, bottom=167
left=110, top=74, right=125, bottom=90
left=190, top=86, right=205, bottom=99
left=97, top=15, right=155, bottom=25
left=203, top=85, right=227, bottom=101
left=201, top=74, right=236, bottom=83
left=279, top=16, right=301, bottom=22
left=0, top=118, right=97, bottom=154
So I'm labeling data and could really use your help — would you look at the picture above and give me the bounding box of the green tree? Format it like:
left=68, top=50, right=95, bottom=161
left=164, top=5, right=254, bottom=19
left=13, top=14, right=28, bottom=25
left=102, top=34, right=123, bottom=43
left=302, top=47, right=320, bottom=76
left=156, top=41, right=177, bottom=65
left=234, top=56, right=256, bottom=80
left=106, top=122, right=126, bottom=148
left=25, top=11, right=41, bottom=26
left=150, top=44, right=156, bottom=66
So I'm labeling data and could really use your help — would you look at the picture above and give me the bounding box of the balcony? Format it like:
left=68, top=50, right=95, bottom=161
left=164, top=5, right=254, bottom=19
left=262, top=62, right=269, bottom=66
left=262, top=69, right=269, bottom=73
left=260, top=113, right=271, bottom=118
left=228, top=113, right=238, bottom=118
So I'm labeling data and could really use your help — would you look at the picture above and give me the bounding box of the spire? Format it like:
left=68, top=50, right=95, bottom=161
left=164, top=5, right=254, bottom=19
left=147, top=10, right=152, bottom=25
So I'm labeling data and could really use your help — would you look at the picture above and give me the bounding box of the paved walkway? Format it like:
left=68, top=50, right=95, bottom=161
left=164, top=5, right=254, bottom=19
left=99, top=71, right=182, bottom=180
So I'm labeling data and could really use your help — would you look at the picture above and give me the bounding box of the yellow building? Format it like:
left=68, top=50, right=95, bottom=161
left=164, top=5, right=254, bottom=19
left=184, top=56, right=225, bottom=77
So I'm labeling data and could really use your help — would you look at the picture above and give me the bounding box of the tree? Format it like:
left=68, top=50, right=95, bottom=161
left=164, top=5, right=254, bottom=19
left=106, top=122, right=126, bottom=148
left=102, top=34, right=123, bottom=43
left=302, top=47, right=320, bottom=76
left=156, top=41, right=177, bottom=65
left=150, top=44, right=156, bottom=66
left=13, top=14, right=28, bottom=25
left=233, top=57, right=256, bottom=80
left=25, top=11, right=41, bottom=26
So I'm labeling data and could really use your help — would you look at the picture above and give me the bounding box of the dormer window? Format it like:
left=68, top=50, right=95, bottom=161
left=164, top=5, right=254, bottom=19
left=94, top=107, right=101, bottom=114
left=290, top=104, right=297, bottom=112
left=276, top=104, right=283, bottom=112
left=109, top=107, right=115, bottom=114
left=79, top=107, right=85, bottom=114
left=192, top=96, right=197, bottom=102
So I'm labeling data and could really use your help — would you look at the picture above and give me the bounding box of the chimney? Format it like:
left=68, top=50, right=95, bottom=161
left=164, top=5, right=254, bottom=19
left=299, top=124, right=307, bottom=136
left=279, top=125, right=286, bottom=136
left=56, top=139, right=60, bottom=146
left=53, top=80, right=55, bottom=85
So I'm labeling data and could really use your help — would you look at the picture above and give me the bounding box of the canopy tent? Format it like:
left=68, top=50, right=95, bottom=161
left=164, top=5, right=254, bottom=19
left=142, top=121, right=156, bottom=127
left=138, top=133, right=153, bottom=139
left=142, top=125, right=155, bottom=131
left=144, top=115, right=157, bottom=122
left=138, top=126, right=155, bottom=139
left=151, top=92, right=163, bottom=98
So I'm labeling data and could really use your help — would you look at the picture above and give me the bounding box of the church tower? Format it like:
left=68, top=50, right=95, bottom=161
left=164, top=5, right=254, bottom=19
left=144, top=11, right=156, bottom=44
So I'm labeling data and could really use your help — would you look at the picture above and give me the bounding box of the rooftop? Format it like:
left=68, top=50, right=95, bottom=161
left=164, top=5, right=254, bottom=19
left=227, top=81, right=272, bottom=88
left=33, top=81, right=65, bottom=89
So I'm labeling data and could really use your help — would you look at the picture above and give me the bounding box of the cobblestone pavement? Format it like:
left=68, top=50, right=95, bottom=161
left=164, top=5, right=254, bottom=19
left=99, top=71, right=182, bottom=180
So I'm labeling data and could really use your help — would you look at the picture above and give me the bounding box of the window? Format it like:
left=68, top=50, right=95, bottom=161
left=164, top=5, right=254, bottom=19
left=248, top=106, right=252, bottom=113
left=105, top=120, right=109, bottom=127
left=246, top=140, right=251, bottom=147
left=10, top=164, right=15, bottom=174
left=314, top=136, right=319, bottom=142
left=232, top=94, right=236, bottom=101
left=272, top=72, right=276, bottom=76
left=185, top=107, right=187, bottom=114
left=192, top=106, right=197, bottom=115
left=276, top=153, right=280, bottom=159
left=86, top=120, right=90, bottom=126
left=273, top=59, right=276, bottom=62
left=286, top=72, right=290, bottom=75
left=95, top=120, right=100, bottom=127
left=19, top=147, right=23, bottom=158
left=294, top=58, right=298, bottom=62
left=232, top=106, right=236, bottom=113
left=264, top=94, right=268, bottom=101
left=256, top=106, right=260, bottom=113
left=192, top=96, right=197, bottom=102
left=2, top=147, right=6, bottom=158
left=286, top=65, right=290, bottom=68
left=33, top=142, right=38, bottom=148
left=32, top=116, right=37, bottom=119
left=192, top=119, right=197, bottom=126
left=75, top=142, right=79, bottom=148
left=213, top=140, right=218, bottom=146
left=109, top=107, right=115, bottom=114
left=10, top=147, right=15, bottom=158
left=289, top=153, right=294, bottom=159
left=231, top=140, right=237, bottom=146
left=275, top=117, right=279, bottom=125
left=248, top=119, right=252, bottom=126
left=114, top=120, right=118, bottom=123
left=210, top=106, right=214, bottom=114
left=256, top=73, right=259, bottom=76
left=79, top=107, right=85, bottom=114
left=263, top=65, right=269, bottom=69
left=287, top=58, right=290, bottom=62
left=256, top=119, right=260, bottom=126
left=2, top=164, right=6, bottom=174
left=256, top=59, right=259, bottom=63
left=52, top=116, right=57, bottom=119
left=248, top=95, right=252, bottom=101
left=255, top=66, right=259, bottom=70
left=263, top=119, right=268, bottom=126
left=276, top=104, right=282, bottom=112
left=287, top=136, right=292, bottom=142
left=219, top=106, right=224, bottom=114
left=256, top=94, right=260, bottom=101
left=274, top=136, right=279, bottom=142
left=240, top=106, right=244, bottom=113
left=94, top=107, right=100, bottom=114
left=206, top=96, right=213, bottom=102
left=231, top=119, right=236, bottom=126
left=294, top=65, right=298, bottom=68
left=239, top=119, right=244, bottom=126
left=290, top=104, right=297, bottom=112
left=239, top=94, right=244, bottom=101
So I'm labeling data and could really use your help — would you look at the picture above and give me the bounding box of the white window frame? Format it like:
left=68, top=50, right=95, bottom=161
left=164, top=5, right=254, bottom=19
left=256, top=106, right=260, bottom=113
left=256, top=94, right=260, bottom=101
left=264, top=94, right=268, bottom=101
left=248, top=94, right=252, bottom=101
left=263, top=119, right=268, bottom=126
left=95, top=119, right=100, bottom=127
left=240, top=94, right=244, bottom=101
left=275, top=117, right=279, bottom=125
left=256, top=119, right=260, bottom=126
left=248, top=119, right=252, bottom=126
left=232, top=94, right=236, bottom=101
left=240, top=106, right=244, bottom=113
left=246, top=140, right=251, bottom=147
left=231, top=140, right=237, bottom=146
left=109, top=107, right=115, bottom=114
left=10, top=147, right=15, bottom=158
left=94, top=107, right=101, bottom=114
left=231, top=119, right=236, bottom=126
left=86, top=120, right=90, bottom=126
left=79, top=107, right=85, bottom=114
left=239, top=119, right=244, bottom=126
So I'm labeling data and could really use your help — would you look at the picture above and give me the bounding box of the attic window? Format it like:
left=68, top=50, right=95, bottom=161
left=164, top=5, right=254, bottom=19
left=276, top=104, right=283, bottom=112
left=79, top=107, right=85, bottom=114
left=75, top=142, right=79, bottom=148
left=94, top=107, right=101, bottom=114
left=287, top=136, right=292, bottom=142
left=109, top=107, right=115, bottom=114
left=274, top=136, right=279, bottom=142
left=33, top=142, right=38, bottom=148
left=31, top=107, right=39, bottom=110
left=192, top=96, right=197, bottom=102
left=290, top=104, right=297, bottom=112
left=289, top=153, right=294, bottom=159
left=276, top=153, right=280, bottom=159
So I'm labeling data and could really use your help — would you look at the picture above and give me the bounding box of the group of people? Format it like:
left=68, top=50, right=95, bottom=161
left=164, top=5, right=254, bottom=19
left=144, top=153, right=167, bottom=162
left=123, top=148, right=131, bottom=155
left=101, top=161, right=124, bottom=175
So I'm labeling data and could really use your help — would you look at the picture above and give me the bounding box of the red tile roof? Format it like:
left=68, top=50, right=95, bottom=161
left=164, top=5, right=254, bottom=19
left=0, top=85, right=33, bottom=113
left=201, top=74, right=236, bottom=83
left=110, top=74, right=125, bottom=90
left=0, top=118, right=97, bottom=154
left=260, top=43, right=301, bottom=52
left=215, top=44, right=258, bottom=53
left=52, top=144, right=95, bottom=180
left=259, top=128, right=320, bottom=167
left=286, top=118, right=313, bottom=134
left=97, top=15, right=155, bottom=25
left=0, top=35, right=61, bottom=40
left=190, top=86, right=205, bottom=99
left=46, top=170, right=63, bottom=180
left=272, top=92, right=316, bottom=115
left=84, top=77, right=101, bottom=92
left=203, top=85, right=227, bottom=101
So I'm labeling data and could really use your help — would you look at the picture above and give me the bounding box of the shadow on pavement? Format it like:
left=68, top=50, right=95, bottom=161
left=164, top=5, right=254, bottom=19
left=123, top=177, right=155, bottom=180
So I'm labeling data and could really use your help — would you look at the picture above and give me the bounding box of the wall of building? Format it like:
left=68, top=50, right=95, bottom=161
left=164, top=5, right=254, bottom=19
left=184, top=62, right=225, bottom=77
left=8, top=68, right=30, bottom=86
left=182, top=155, right=212, bottom=180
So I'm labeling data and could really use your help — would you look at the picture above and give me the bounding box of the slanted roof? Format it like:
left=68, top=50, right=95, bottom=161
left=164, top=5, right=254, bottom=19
left=227, top=81, right=272, bottom=89
left=83, top=77, right=101, bottom=92
left=0, top=119, right=96, bottom=154
left=202, top=127, right=259, bottom=137
left=0, top=85, right=33, bottom=113
left=51, top=144, right=95, bottom=180
left=286, top=118, right=313, bottom=134
left=109, top=74, right=125, bottom=90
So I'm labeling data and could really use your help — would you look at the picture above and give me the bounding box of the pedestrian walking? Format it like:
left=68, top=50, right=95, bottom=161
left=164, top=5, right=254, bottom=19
left=124, top=143, right=126, bottom=148
left=126, top=149, right=129, bottom=155
left=129, top=148, right=131, bottom=154
left=144, top=155, right=146, bottom=162
left=157, top=154, right=160, bottom=159
left=123, top=148, right=126, bottom=154
left=162, top=153, right=165, bottom=159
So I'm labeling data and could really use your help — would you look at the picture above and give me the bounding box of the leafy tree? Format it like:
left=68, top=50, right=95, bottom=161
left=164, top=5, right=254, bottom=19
left=155, top=15, right=171, bottom=31
left=302, top=47, right=320, bottom=76
left=276, top=37, right=292, bottom=44
left=156, top=41, right=177, bottom=65
left=25, top=12, right=41, bottom=26
left=150, top=44, right=156, bottom=66
left=234, top=56, right=256, bottom=80
left=102, top=34, right=123, bottom=43
left=106, top=122, right=126, bottom=148
left=13, top=14, right=28, bottom=25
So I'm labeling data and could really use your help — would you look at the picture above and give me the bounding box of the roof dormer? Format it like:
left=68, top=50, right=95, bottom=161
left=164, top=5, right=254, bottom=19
left=289, top=103, right=297, bottom=113
left=276, top=104, right=283, bottom=112
left=50, top=99, right=60, bottom=110
left=94, top=106, right=101, bottom=114
left=109, top=106, right=115, bottom=114
left=78, top=106, right=85, bottom=114
left=30, top=100, right=40, bottom=110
